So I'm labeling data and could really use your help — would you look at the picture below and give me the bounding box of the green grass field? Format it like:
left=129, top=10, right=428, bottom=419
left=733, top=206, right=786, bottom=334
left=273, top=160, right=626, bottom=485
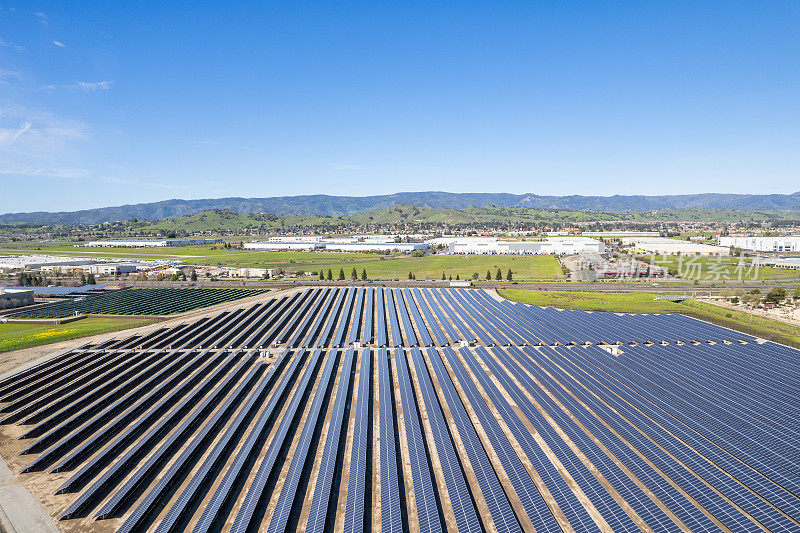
left=499, top=289, right=800, bottom=347
left=0, top=317, right=159, bottom=353
left=0, top=243, right=564, bottom=280
left=639, top=255, right=799, bottom=281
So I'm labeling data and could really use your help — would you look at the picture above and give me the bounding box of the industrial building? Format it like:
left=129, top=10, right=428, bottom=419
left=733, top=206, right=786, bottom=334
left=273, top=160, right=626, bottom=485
left=245, top=240, right=428, bottom=253
left=621, top=236, right=729, bottom=256
left=85, top=238, right=222, bottom=247
left=323, top=242, right=427, bottom=252
left=0, top=287, right=34, bottom=309
left=0, top=255, right=94, bottom=272
left=437, top=236, right=606, bottom=255
left=267, top=236, right=325, bottom=243
left=718, top=235, right=800, bottom=253
left=762, top=257, right=800, bottom=270
left=582, top=231, right=660, bottom=237
left=0, top=287, right=797, bottom=532
left=245, top=241, right=323, bottom=251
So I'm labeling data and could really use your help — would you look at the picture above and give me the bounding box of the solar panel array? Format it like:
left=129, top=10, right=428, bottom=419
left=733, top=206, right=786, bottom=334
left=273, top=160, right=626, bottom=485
left=0, top=287, right=797, bottom=532
left=9, top=287, right=268, bottom=318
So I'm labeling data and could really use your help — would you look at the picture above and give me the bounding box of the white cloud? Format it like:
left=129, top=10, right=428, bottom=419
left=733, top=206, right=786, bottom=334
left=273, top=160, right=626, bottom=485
left=52, top=40, right=65, bottom=48
left=75, top=81, right=112, bottom=91
left=0, top=107, right=89, bottom=161
left=0, top=162, right=88, bottom=179
left=35, top=11, right=47, bottom=24
left=41, top=80, right=114, bottom=92
left=0, top=121, right=31, bottom=146
left=0, top=37, right=25, bottom=52
left=0, top=69, right=21, bottom=80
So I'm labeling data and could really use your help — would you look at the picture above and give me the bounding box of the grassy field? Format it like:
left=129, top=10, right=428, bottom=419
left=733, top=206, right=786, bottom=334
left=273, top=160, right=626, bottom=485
left=0, top=243, right=564, bottom=280
left=499, top=289, right=800, bottom=347
left=639, top=255, right=800, bottom=281
left=0, top=317, right=159, bottom=353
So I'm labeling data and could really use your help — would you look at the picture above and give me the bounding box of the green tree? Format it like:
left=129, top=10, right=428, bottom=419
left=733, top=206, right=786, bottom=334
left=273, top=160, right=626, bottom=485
left=495, top=268, right=502, bottom=280
left=472, top=272, right=479, bottom=280
left=794, top=286, right=800, bottom=300
left=441, top=271, right=446, bottom=280
left=351, top=268, right=358, bottom=281
left=320, top=270, right=326, bottom=281
left=456, top=274, right=460, bottom=280
left=190, top=270, right=197, bottom=281
left=87, top=273, right=96, bottom=285
left=448, top=275, right=452, bottom=281
left=408, top=271, right=413, bottom=280
left=338, top=268, right=345, bottom=280
left=361, top=268, right=367, bottom=281
left=765, top=287, right=787, bottom=304
left=486, top=269, right=492, bottom=281
left=327, top=269, right=333, bottom=281
left=506, top=268, right=513, bottom=281
left=79, top=271, right=87, bottom=284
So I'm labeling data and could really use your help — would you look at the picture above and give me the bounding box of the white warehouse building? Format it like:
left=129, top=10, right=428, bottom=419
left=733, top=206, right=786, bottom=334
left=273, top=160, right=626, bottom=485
left=718, top=236, right=800, bottom=253
left=323, top=242, right=428, bottom=253
left=439, top=237, right=605, bottom=255
left=244, top=242, right=323, bottom=251
left=86, top=238, right=222, bottom=247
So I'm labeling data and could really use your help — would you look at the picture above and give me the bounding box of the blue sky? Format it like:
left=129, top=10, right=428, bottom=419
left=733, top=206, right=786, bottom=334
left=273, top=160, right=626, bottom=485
left=1, top=1, right=799, bottom=213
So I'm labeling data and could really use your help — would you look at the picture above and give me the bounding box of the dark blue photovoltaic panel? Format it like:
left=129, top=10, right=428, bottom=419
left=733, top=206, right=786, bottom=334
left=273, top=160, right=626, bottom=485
left=306, top=348, right=355, bottom=532
left=375, top=289, right=387, bottom=347
left=263, top=348, right=341, bottom=533
left=348, top=288, right=365, bottom=345
left=403, top=289, right=433, bottom=347
left=425, top=347, right=519, bottom=532
left=378, top=347, right=403, bottom=533
left=393, top=348, right=441, bottom=532
left=342, top=348, right=371, bottom=533
left=97, top=355, right=259, bottom=521
left=192, top=349, right=317, bottom=533
left=409, top=347, right=479, bottom=532
left=385, top=289, right=403, bottom=348
left=441, top=347, right=562, bottom=531
left=393, top=289, right=419, bottom=347
left=362, top=287, right=374, bottom=344
left=412, top=289, right=448, bottom=346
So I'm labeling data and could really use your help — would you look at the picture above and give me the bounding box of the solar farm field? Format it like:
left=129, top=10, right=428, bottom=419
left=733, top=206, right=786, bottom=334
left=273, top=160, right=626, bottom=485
left=0, top=287, right=798, bottom=532
left=8, top=288, right=268, bottom=318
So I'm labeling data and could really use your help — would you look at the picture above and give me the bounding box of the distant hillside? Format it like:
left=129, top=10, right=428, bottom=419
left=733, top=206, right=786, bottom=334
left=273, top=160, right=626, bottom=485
left=2, top=191, right=800, bottom=225
left=138, top=205, right=800, bottom=233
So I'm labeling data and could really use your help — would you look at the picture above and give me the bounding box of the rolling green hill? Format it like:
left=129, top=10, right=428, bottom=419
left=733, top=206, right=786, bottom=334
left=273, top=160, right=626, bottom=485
left=3, top=190, right=800, bottom=225
left=137, top=205, right=800, bottom=233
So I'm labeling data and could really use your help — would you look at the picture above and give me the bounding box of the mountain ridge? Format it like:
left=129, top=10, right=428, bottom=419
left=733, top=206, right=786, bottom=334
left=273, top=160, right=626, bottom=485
left=3, top=191, right=800, bottom=225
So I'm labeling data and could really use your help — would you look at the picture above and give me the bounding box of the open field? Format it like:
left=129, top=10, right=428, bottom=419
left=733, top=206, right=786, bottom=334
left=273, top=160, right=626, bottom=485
left=0, top=243, right=564, bottom=280
left=0, top=317, right=159, bottom=353
left=500, top=289, right=800, bottom=347
left=639, top=255, right=800, bottom=280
